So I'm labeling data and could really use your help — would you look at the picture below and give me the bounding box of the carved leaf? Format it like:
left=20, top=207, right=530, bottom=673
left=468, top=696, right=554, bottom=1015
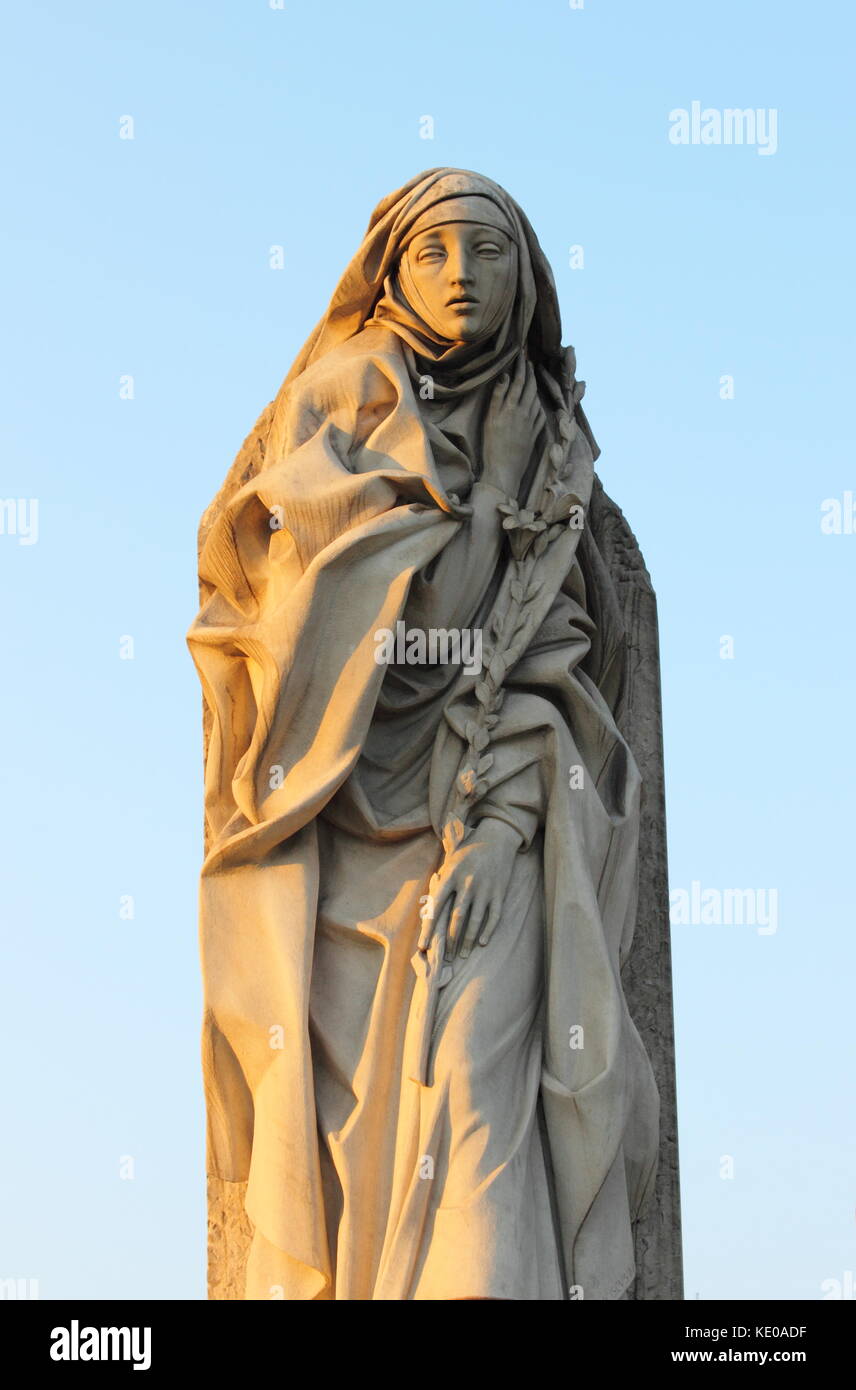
left=458, top=768, right=477, bottom=796
left=443, top=816, right=466, bottom=851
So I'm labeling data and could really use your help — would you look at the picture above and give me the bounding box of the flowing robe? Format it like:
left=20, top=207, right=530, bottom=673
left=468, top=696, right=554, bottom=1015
left=188, top=322, right=660, bottom=1300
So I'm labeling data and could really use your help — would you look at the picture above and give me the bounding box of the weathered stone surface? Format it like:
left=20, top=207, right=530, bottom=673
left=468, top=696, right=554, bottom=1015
left=590, top=479, right=683, bottom=1300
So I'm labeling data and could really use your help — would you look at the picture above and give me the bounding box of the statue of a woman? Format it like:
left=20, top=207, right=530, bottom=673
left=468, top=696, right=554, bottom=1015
left=188, top=168, right=667, bottom=1301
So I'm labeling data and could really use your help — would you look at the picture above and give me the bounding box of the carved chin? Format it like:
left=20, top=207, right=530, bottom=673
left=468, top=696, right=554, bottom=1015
left=442, top=315, right=489, bottom=343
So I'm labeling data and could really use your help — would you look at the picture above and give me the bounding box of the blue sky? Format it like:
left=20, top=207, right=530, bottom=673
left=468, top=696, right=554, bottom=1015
left=1, top=0, right=854, bottom=1300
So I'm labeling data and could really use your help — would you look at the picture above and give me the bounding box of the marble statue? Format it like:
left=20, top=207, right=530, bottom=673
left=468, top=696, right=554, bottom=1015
left=188, top=168, right=682, bottom=1301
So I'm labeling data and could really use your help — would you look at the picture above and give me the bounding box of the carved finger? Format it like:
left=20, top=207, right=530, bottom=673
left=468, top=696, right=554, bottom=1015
left=529, top=400, right=547, bottom=436
left=459, top=898, right=487, bottom=960
left=479, top=899, right=502, bottom=948
left=520, top=361, right=538, bottom=403
left=490, top=373, right=510, bottom=411
left=509, top=351, right=527, bottom=401
left=446, top=899, right=471, bottom=961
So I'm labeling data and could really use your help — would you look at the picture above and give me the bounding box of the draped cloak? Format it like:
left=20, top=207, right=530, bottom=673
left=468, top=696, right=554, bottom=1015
left=187, top=170, right=662, bottom=1300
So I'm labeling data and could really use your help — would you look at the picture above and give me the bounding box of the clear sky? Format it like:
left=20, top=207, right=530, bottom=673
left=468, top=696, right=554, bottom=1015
left=2, top=0, right=854, bottom=1301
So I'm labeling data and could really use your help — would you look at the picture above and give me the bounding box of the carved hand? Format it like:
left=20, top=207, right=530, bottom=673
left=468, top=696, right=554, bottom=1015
left=481, top=352, right=546, bottom=498
left=419, top=817, right=523, bottom=963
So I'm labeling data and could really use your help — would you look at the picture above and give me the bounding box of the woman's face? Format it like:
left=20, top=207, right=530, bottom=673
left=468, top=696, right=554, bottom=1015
left=403, top=222, right=515, bottom=343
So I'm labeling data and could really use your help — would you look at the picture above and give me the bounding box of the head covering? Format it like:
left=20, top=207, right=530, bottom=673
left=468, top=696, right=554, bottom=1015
left=279, top=169, right=565, bottom=401
left=397, top=192, right=516, bottom=250
left=369, top=194, right=520, bottom=394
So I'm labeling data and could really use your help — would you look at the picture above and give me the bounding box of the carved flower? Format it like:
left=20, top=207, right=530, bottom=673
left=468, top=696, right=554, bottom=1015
left=498, top=501, right=549, bottom=559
